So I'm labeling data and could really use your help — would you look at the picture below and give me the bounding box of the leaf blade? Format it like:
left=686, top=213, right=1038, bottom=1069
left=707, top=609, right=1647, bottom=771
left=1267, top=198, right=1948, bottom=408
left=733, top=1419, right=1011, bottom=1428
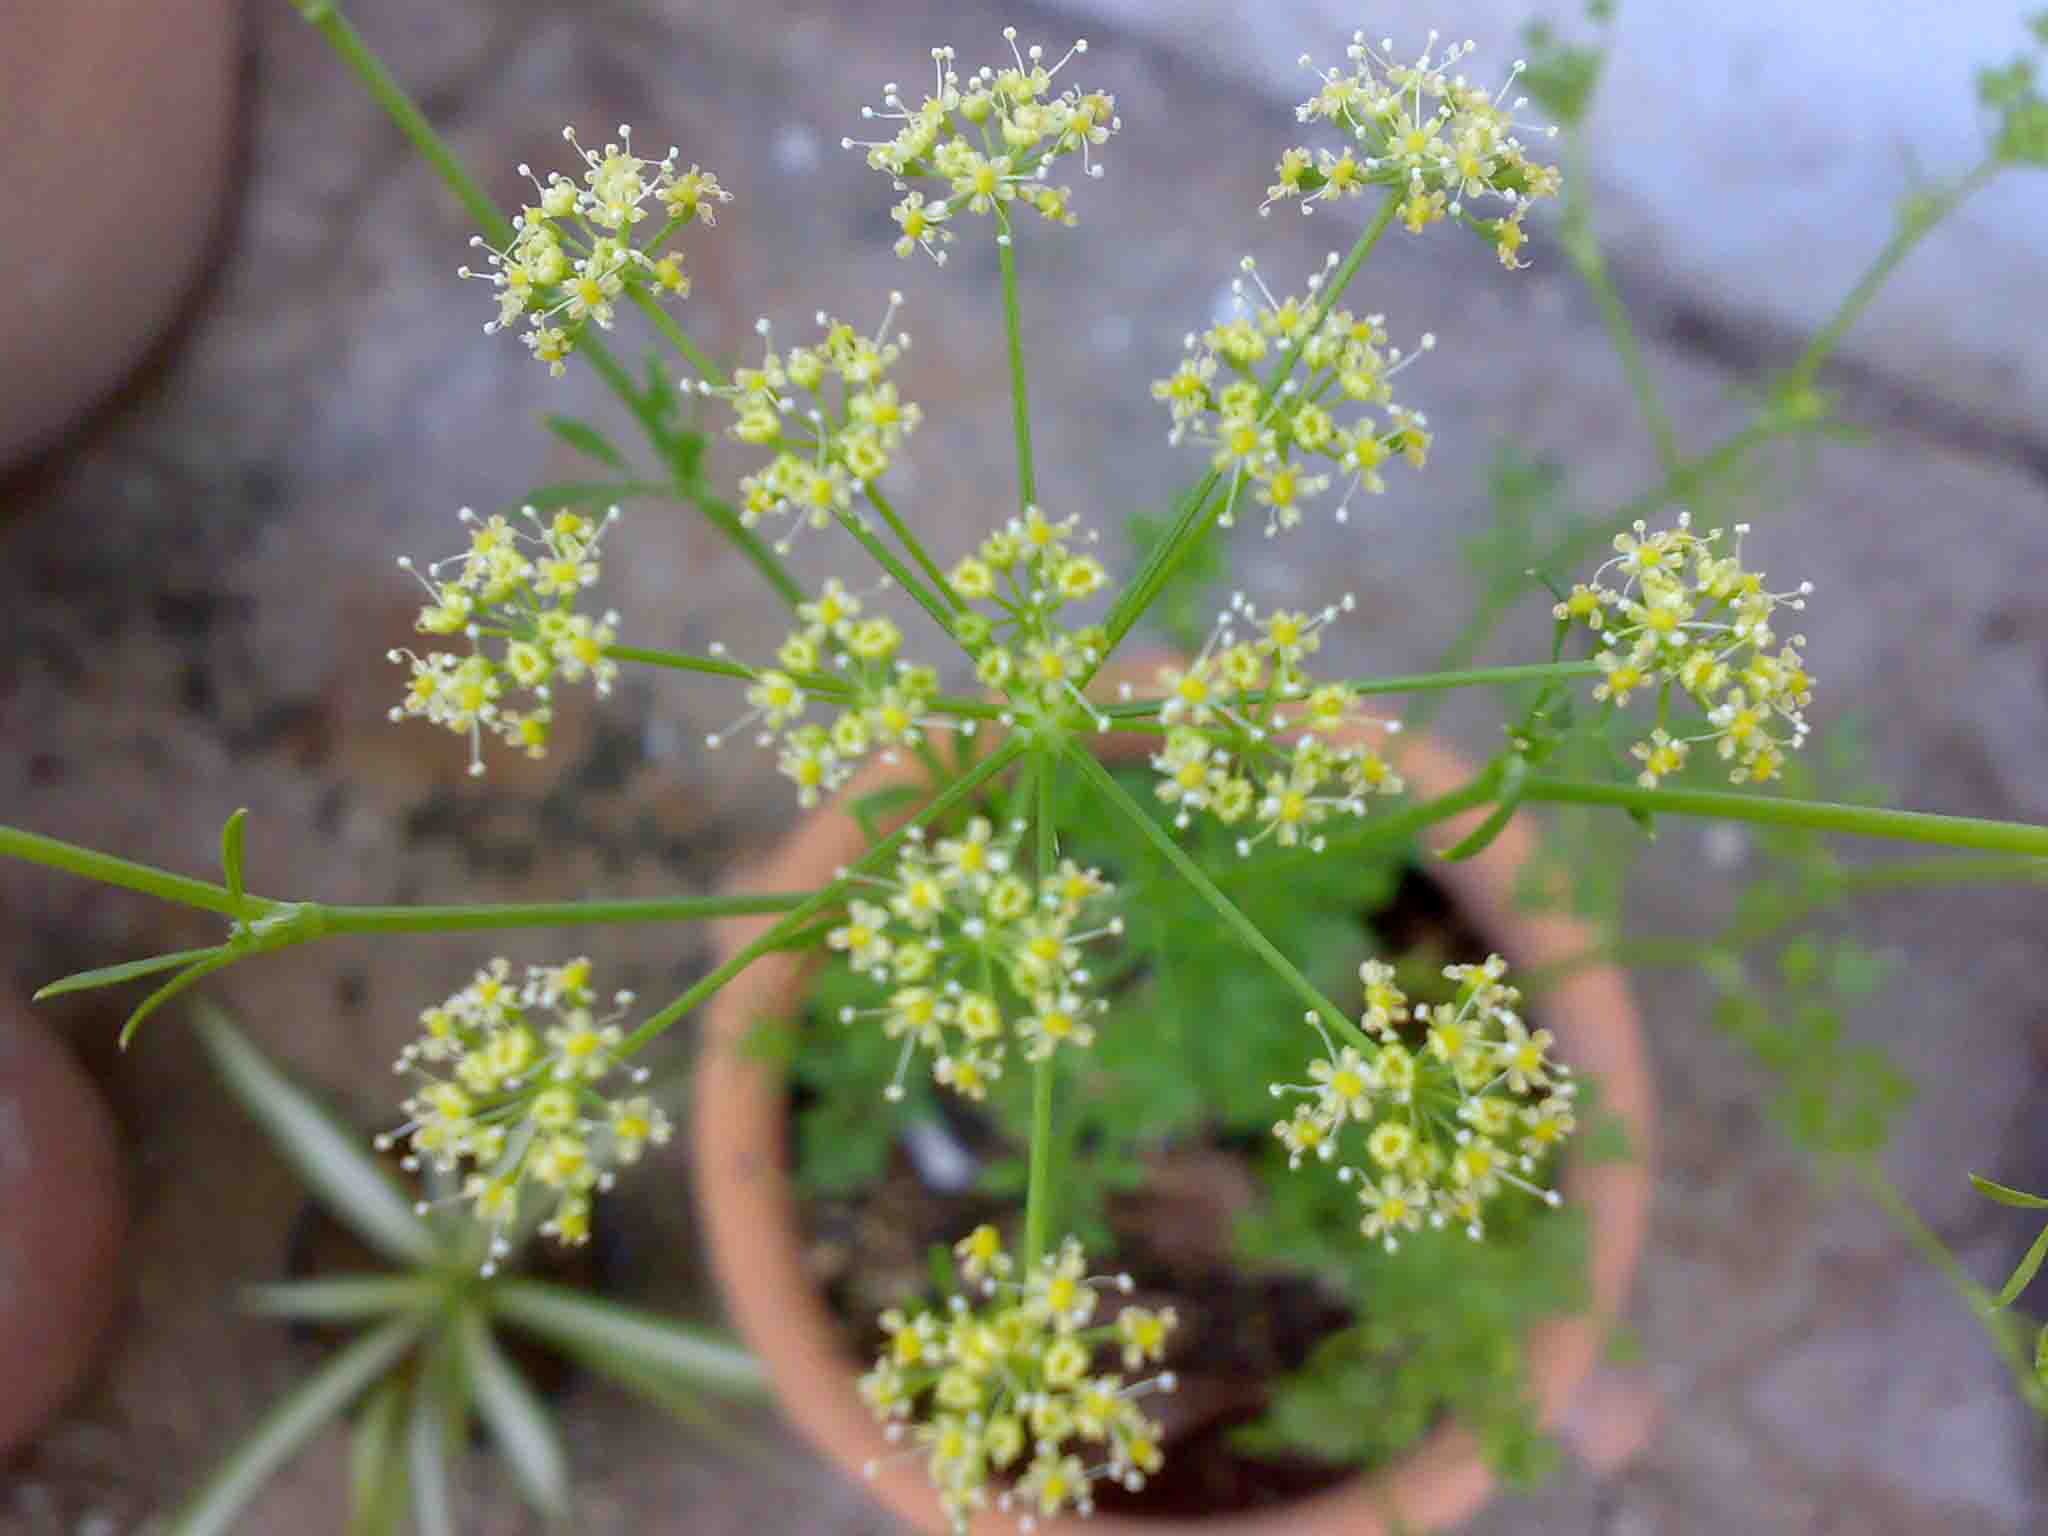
left=167, top=1315, right=425, bottom=1536
left=34, top=947, right=223, bottom=1001
left=544, top=414, right=628, bottom=471
left=1993, top=1222, right=2048, bottom=1309
left=195, top=1004, right=441, bottom=1266
left=1971, top=1173, right=2048, bottom=1210
left=460, top=1309, right=568, bottom=1517
left=241, top=1275, right=436, bottom=1323
left=490, top=1279, right=767, bottom=1399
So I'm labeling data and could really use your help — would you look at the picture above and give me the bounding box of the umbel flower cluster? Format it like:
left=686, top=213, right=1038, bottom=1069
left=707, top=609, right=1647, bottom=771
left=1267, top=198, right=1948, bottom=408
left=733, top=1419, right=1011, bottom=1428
left=460, top=123, right=730, bottom=375
left=846, top=28, right=1120, bottom=259
left=1273, top=955, right=1575, bottom=1246
left=831, top=826, right=1120, bottom=1101
left=382, top=958, right=671, bottom=1267
left=1148, top=594, right=1405, bottom=854
left=698, top=295, right=925, bottom=554
left=1152, top=255, right=1435, bottom=533
left=949, top=505, right=1113, bottom=723
left=860, top=1228, right=1178, bottom=1532
left=1265, top=30, right=1562, bottom=267
left=710, top=577, right=942, bottom=808
left=389, top=505, right=623, bottom=773
left=1555, top=515, right=1815, bottom=786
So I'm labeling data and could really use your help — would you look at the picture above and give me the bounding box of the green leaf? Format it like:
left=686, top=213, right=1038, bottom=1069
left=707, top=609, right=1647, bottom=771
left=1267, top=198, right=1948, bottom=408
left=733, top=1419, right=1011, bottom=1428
left=491, top=1279, right=767, bottom=1398
left=1440, top=759, right=1525, bottom=863
left=459, top=1310, right=568, bottom=1517
left=348, top=1380, right=410, bottom=1536
left=407, top=1336, right=460, bottom=1536
left=241, top=1275, right=436, bottom=1323
left=121, top=951, right=235, bottom=1047
left=221, top=808, right=249, bottom=907
left=1994, top=1222, right=2048, bottom=1308
left=544, top=414, right=628, bottom=470
left=167, top=1315, right=425, bottom=1536
left=851, top=783, right=924, bottom=843
left=196, top=1004, right=441, bottom=1267
left=34, top=946, right=224, bottom=1002
left=1971, top=1173, right=2048, bottom=1210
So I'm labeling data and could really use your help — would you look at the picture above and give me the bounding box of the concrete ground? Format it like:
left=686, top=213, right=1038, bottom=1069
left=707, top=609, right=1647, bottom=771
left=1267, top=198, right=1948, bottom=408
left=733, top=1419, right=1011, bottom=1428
left=2, top=0, right=2045, bottom=1531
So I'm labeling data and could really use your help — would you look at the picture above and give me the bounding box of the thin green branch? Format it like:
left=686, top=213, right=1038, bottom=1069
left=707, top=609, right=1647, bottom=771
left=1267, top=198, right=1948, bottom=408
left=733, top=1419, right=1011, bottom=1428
left=291, top=1, right=509, bottom=245
left=1024, top=751, right=1060, bottom=1268
left=1520, top=777, right=2048, bottom=857
left=619, top=737, right=1028, bottom=1055
left=1787, top=161, right=1998, bottom=391
left=1063, top=743, right=1363, bottom=1050
left=316, top=892, right=809, bottom=935
left=1558, top=131, right=1680, bottom=475
left=1856, top=1161, right=2041, bottom=1411
left=1101, top=660, right=1604, bottom=721
left=607, top=643, right=1005, bottom=722
left=1099, top=193, right=1403, bottom=660
left=866, top=485, right=964, bottom=611
left=833, top=511, right=957, bottom=636
left=1, top=825, right=250, bottom=919
left=995, top=213, right=1038, bottom=511
left=627, top=287, right=728, bottom=388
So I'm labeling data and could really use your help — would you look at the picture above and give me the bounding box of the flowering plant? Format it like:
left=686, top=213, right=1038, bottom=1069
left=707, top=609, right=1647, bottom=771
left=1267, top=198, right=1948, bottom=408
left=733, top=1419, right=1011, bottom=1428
left=6, top=2, right=2048, bottom=1530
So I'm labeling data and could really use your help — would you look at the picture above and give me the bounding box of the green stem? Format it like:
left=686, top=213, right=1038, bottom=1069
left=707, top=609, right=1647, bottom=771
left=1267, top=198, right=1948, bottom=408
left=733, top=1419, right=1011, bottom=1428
left=866, top=486, right=964, bottom=611
left=619, top=737, right=1027, bottom=1055
left=627, top=287, right=728, bottom=388
left=1560, top=130, right=1680, bottom=475
left=291, top=1, right=509, bottom=245
left=995, top=212, right=1038, bottom=511
left=581, top=336, right=802, bottom=610
left=1787, top=162, right=1997, bottom=390
left=833, top=511, right=956, bottom=635
left=1102, top=660, right=1603, bottom=719
left=1063, top=744, right=1364, bottom=1050
left=1856, top=1161, right=2039, bottom=1407
left=315, top=893, right=807, bottom=935
left=1520, top=778, right=2048, bottom=857
left=1100, top=193, right=1402, bottom=659
left=606, top=644, right=1004, bottom=721
left=1024, top=751, right=1060, bottom=1268
left=0, top=825, right=250, bottom=919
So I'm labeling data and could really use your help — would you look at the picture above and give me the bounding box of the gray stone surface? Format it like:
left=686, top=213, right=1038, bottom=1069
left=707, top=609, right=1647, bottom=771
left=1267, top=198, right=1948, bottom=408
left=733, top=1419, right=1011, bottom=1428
left=1, top=0, right=2045, bottom=1531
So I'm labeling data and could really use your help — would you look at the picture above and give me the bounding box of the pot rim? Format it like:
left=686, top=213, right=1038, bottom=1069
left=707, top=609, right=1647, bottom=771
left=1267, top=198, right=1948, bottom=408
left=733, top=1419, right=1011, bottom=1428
left=693, top=719, right=1653, bottom=1535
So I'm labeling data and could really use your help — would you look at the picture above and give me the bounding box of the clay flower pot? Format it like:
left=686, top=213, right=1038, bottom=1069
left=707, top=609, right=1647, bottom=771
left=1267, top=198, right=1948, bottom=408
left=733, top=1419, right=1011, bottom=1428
left=0, top=999, right=127, bottom=1456
left=0, top=0, right=239, bottom=470
left=695, top=715, right=1654, bottom=1533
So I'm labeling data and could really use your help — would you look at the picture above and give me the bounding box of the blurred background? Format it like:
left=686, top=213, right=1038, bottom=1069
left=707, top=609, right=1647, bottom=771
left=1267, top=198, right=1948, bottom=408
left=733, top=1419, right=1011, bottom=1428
left=2, top=0, right=2046, bottom=1530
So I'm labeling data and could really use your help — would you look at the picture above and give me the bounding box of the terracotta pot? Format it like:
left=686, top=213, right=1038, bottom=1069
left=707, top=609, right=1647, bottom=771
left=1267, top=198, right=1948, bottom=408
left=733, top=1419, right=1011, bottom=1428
left=0, top=1000, right=128, bottom=1456
left=695, top=708, right=1655, bottom=1533
left=0, top=0, right=239, bottom=471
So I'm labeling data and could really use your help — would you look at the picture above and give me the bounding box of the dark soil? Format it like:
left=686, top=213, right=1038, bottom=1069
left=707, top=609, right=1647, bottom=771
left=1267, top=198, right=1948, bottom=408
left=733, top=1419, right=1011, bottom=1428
left=790, top=863, right=1498, bottom=1517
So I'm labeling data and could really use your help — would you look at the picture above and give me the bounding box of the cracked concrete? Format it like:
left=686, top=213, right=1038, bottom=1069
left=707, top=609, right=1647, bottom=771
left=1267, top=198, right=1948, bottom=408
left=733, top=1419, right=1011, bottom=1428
left=2, top=0, right=2045, bottom=1531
